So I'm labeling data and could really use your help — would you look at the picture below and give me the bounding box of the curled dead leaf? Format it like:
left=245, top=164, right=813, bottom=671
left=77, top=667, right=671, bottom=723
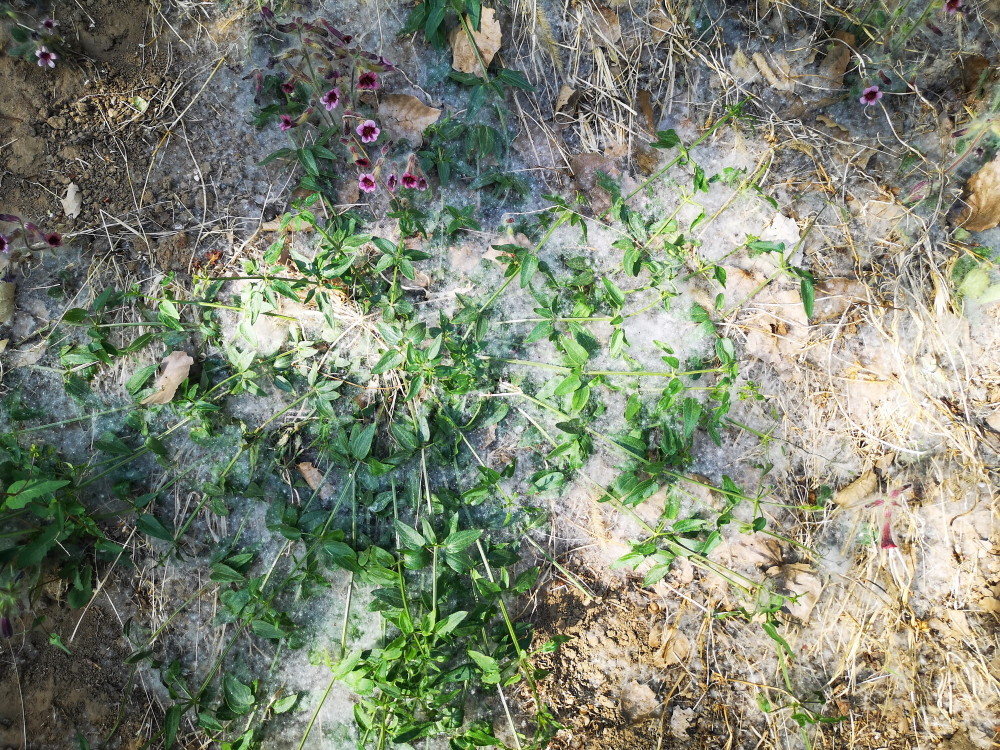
left=0, top=281, right=14, bottom=326
left=817, top=31, right=855, bottom=90
left=832, top=470, right=878, bottom=508
left=768, top=563, right=823, bottom=623
left=450, top=8, right=502, bottom=77
left=379, top=94, right=441, bottom=145
left=570, top=152, right=620, bottom=214
left=141, top=351, right=194, bottom=405
left=816, top=114, right=851, bottom=137
left=297, top=462, right=334, bottom=501
left=589, top=7, right=621, bottom=47
left=647, top=3, right=673, bottom=43
left=729, top=48, right=759, bottom=83
left=554, top=84, right=579, bottom=125
left=753, top=52, right=796, bottom=92
left=62, top=181, right=82, bottom=219
left=636, top=89, right=656, bottom=134
left=956, top=155, right=1000, bottom=232
left=648, top=620, right=690, bottom=667
left=619, top=681, right=660, bottom=722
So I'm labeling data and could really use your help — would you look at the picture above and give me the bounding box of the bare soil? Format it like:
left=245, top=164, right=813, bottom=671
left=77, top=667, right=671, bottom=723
left=0, top=590, right=149, bottom=749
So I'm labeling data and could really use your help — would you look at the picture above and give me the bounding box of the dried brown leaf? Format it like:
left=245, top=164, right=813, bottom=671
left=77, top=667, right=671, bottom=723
left=636, top=89, right=656, bottom=134
left=647, top=4, right=673, bottom=43
left=729, top=48, right=759, bottom=83
left=297, top=462, right=334, bottom=501
left=0, top=281, right=14, bottom=326
left=817, top=31, right=855, bottom=90
left=753, top=52, right=796, bottom=92
left=833, top=470, right=878, bottom=508
left=957, top=155, right=1000, bottom=232
left=379, top=94, right=441, bottom=145
left=553, top=84, right=579, bottom=125
left=141, top=351, right=194, bottom=405
left=449, top=8, right=502, bottom=77
left=649, top=622, right=690, bottom=667
left=590, top=7, right=621, bottom=47
left=570, top=152, right=620, bottom=214
left=768, top=563, right=823, bottom=622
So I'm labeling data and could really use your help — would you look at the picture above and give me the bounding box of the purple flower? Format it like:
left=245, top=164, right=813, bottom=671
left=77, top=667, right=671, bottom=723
left=35, top=46, right=57, bottom=68
left=354, top=157, right=371, bottom=169
left=386, top=173, right=398, bottom=192
left=358, top=173, right=377, bottom=193
left=41, top=18, right=59, bottom=30
left=320, top=87, right=341, bottom=111
left=279, top=114, right=297, bottom=131
left=417, top=177, right=428, bottom=191
left=356, top=119, right=380, bottom=144
left=401, top=172, right=418, bottom=189
left=860, top=85, right=883, bottom=106
left=945, top=0, right=962, bottom=13
left=0, top=235, right=9, bottom=254
left=44, top=232, right=62, bottom=248
left=0, top=616, right=11, bottom=639
left=357, top=71, right=379, bottom=90
left=281, top=80, right=296, bottom=95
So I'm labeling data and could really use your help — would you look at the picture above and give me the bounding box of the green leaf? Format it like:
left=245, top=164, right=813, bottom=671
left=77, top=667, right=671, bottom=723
left=681, top=397, right=702, bottom=440
left=223, top=674, right=255, bottom=715
left=467, top=649, right=500, bottom=675
left=693, top=164, right=709, bottom=192
left=126, top=364, right=159, bottom=396
left=273, top=694, right=298, bottom=714
left=553, top=373, right=582, bottom=396
left=372, top=349, right=403, bottom=374
left=643, top=560, right=674, bottom=586
left=198, top=712, right=224, bottom=732
left=525, top=320, right=554, bottom=344
left=251, top=620, right=288, bottom=640
left=443, top=528, right=482, bottom=553
left=137, top=513, right=173, bottom=542
left=570, top=384, right=590, bottom=412
left=625, top=394, right=642, bottom=421
left=210, top=563, right=245, bottom=583
left=747, top=240, right=785, bottom=255
left=799, top=274, right=815, bottom=319
left=513, top=566, right=540, bottom=593
left=4, top=479, right=70, bottom=509
left=164, top=704, right=182, bottom=749
left=349, top=422, right=377, bottom=460
left=602, top=278, right=625, bottom=309
left=520, top=253, right=539, bottom=288
left=17, top=522, right=62, bottom=567
left=299, top=147, right=319, bottom=177
left=394, top=520, right=425, bottom=550
left=435, top=610, right=469, bottom=635
left=562, top=337, right=589, bottom=367
left=258, top=147, right=294, bottom=166
left=651, top=129, right=680, bottom=149
left=495, top=68, right=534, bottom=91
left=762, top=620, right=795, bottom=658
